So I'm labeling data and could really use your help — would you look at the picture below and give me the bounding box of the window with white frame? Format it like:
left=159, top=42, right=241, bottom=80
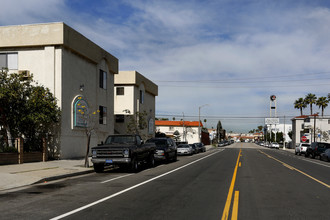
left=99, top=106, right=107, bottom=125
left=0, top=53, right=18, bottom=70
left=99, top=69, right=107, bottom=89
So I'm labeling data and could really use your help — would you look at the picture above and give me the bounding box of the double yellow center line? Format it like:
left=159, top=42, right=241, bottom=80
left=221, top=149, right=241, bottom=220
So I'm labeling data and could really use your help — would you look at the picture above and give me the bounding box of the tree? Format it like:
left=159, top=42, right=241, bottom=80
left=0, top=69, right=60, bottom=149
left=126, top=111, right=148, bottom=139
left=304, top=93, right=317, bottom=115
left=75, top=101, right=100, bottom=167
left=316, top=96, right=328, bottom=116
left=294, top=98, right=307, bottom=116
left=216, top=120, right=223, bottom=142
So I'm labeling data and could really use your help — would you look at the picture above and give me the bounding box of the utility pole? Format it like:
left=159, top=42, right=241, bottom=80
left=313, top=114, right=317, bottom=142
left=283, top=115, right=286, bottom=149
left=198, top=104, right=208, bottom=143
left=182, top=112, right=185, bottom=142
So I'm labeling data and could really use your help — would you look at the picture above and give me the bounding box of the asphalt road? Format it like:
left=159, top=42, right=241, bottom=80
left=0, top=143, right=329, bottom=220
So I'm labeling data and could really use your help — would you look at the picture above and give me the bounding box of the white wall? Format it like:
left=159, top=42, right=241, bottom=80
left=114, top=86, right=134, bottom=114
left=156, top=126, right=199, bottom=144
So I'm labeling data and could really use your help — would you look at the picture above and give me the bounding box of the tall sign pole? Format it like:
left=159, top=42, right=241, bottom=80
left=267, top=95, right=278, bottom=142
left=270, top=95, right=277, bottom=117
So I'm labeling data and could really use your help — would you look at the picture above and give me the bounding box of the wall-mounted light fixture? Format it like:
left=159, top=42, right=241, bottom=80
left=79, top=84, right=85, bottom=92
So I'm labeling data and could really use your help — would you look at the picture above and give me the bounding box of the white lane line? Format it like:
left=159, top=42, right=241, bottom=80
left=277, top=151, right=330, bottom=168
left=50, top=149, right=224, bottom=220
left=101, top=174, right=133, bottom=184
left=298, top=157, right=330, bottom=168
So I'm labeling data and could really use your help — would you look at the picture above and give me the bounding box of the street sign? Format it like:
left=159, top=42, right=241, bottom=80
left=301, top=136, right=307, bottom=142
left=265, top=118, right=279, bottom=125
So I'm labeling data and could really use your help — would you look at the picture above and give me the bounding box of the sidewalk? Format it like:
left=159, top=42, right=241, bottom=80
left=281, top=147, right=295, bottom=153
left=0, top=158, right=93, bottom=192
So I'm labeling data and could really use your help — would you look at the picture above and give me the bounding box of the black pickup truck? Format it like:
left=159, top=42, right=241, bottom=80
left=91, top=134, right=156, bottom=172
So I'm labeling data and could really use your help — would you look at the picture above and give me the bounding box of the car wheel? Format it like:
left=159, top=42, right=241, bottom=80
left=130, top=157, right=139, bottom=172
left=148, top=154, right=155, bottom=168
left=165, top=154, right=170, bottom=163
left=93, top=163, right=104, bottom=173
left=305, top=153, right=309, bottom=158
left=173, top=152, right=177, bottom=162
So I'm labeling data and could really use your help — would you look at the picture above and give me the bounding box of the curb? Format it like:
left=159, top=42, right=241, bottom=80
left=35, top=169, right=94, bottom=184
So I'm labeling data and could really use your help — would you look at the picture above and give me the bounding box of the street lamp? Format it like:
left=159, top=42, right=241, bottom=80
left=198, top=104, right=208, bottom=142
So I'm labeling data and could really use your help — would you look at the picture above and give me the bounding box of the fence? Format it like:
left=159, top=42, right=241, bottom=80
left=0, top=137, right=47, bottom=165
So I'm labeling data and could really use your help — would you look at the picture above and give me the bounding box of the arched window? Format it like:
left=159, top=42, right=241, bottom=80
left=72, top=96, right=89, bottom=128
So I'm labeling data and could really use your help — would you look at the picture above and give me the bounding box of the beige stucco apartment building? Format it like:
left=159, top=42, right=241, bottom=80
left=114, top=71, right=158, bottom=140
left=0, top=23, right=118, bottom=158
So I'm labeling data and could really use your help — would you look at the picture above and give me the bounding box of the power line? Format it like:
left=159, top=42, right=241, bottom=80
left=155, top=71, right=330, bottom=83
left=157, top=77, right=330, bottom=84
left=156, top=114, right=297, bottom=119
left=157, top=82, right=330, bottom=88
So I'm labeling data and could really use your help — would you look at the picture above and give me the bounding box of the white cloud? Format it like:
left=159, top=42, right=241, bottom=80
left=0, top=0, right=66, bottom=25
left=2, top=0, right=330, bottom=132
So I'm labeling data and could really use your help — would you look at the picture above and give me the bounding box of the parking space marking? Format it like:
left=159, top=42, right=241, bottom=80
left=260, top=150, right=330, bottom=189
left=50, top=150, right=224, bottom=220
left=101, top=174, right=133, bottom=184
left=277, top=151, right=330, bottom=168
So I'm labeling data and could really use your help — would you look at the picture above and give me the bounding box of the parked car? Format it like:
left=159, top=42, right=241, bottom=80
left=194, top=142, right=206, bottom=152
left=146, top=137, right=177, bottom=163
left=91, top=134, right=156, bottom=173
left=218, top=141, right=225, bottom=147
left=305, top=142, right=330, bottom=159
left=270, top=142, right=279, bottom=149
left=295, top=143, right=310, bottom=155
left=177, top=144, right=193, bottom=155
left=189, top=144, right=198, bottom=154
left=320, top=148, right=330, bottom=162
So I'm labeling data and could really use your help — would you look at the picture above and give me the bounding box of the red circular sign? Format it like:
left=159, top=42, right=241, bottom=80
left=301, top=136, right=307, bottom=142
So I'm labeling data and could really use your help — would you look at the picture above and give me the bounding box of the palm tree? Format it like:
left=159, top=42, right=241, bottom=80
left=316, top=96, right=328, bottom=116
left=304, top=93, right=317, bottom=115
left=294, top=98, right=307, bottom=116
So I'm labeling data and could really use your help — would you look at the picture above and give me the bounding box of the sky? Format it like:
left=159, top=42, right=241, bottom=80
left=2, top=0, right=330, bottom=132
